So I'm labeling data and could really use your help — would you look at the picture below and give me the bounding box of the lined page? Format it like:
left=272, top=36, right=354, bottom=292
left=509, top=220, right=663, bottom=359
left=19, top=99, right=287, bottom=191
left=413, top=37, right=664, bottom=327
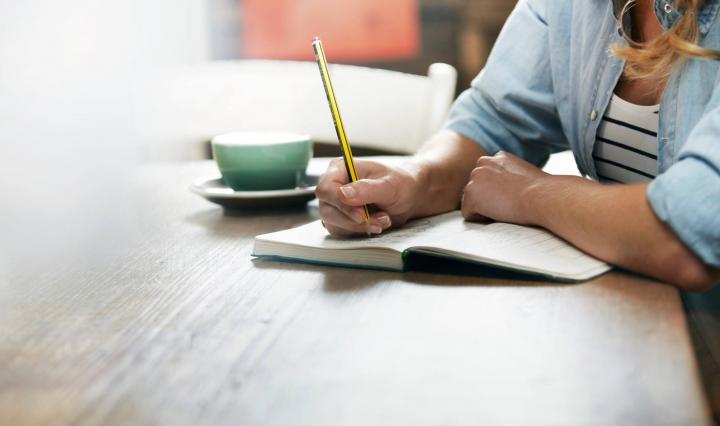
left=414, top=213, right=610, bottom=279
left=256, top=211, right=462, bottom=252
left=255, top=211, right=610, bottom=280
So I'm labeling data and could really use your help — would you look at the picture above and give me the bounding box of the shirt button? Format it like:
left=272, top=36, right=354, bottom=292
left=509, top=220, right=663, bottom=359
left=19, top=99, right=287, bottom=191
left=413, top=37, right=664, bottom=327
left=664, top=3, right=673, bottom=13
left=590, top=110, right=598, bottom=121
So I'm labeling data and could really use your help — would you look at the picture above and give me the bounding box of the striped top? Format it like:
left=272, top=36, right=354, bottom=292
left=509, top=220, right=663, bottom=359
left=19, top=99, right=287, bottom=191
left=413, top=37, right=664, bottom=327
left=593, top=94, right=659, bottom=184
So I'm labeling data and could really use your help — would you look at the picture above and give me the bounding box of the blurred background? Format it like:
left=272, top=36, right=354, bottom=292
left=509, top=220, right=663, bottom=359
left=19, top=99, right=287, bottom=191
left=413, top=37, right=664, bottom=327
left=0, top=0, right=516, bottom=275
left=209, top=0, right=516, bottom=89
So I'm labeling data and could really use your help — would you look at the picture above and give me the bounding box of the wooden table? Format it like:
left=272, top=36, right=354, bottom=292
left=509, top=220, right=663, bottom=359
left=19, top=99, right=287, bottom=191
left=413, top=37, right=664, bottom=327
left=0, top=160, right=712, bottom=425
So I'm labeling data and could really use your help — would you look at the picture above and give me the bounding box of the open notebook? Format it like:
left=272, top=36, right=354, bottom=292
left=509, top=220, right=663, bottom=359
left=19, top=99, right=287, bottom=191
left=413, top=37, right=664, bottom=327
left=253, top=211, right=611, bottom=282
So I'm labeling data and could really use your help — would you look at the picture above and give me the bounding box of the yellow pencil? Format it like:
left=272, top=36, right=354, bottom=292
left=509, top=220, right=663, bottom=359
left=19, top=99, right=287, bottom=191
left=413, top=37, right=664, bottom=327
left=311, top=37, right=371, bottom=222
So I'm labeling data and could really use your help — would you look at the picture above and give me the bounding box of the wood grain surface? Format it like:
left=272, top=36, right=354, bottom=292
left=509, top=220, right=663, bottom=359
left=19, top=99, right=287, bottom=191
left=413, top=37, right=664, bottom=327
left=0, top=161, right=712, bottom=426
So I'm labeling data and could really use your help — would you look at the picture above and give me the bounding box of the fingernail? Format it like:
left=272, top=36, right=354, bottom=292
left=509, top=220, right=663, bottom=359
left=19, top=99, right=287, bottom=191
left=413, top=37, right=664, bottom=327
left=377, top=215, right=391, bottom=228
left=340, top=185, right=357, bottom=199
left=370, top=225, right=382, bottom=234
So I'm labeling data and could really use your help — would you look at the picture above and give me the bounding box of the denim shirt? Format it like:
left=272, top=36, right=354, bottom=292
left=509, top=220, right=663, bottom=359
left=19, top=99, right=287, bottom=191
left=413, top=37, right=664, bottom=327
left=444, top=0, right=720, bottom=268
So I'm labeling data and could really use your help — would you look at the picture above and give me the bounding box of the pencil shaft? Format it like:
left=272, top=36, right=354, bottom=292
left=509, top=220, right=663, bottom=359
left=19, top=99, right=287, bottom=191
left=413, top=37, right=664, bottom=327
left=312, top=39, right=370, bottom=221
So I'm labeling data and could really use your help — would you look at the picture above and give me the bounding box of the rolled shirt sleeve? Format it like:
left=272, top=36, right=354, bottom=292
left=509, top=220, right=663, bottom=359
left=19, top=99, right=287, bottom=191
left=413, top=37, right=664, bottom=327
left=443, top=0, right=569, bottom=166
left=647, top=104, right=720, bottom=268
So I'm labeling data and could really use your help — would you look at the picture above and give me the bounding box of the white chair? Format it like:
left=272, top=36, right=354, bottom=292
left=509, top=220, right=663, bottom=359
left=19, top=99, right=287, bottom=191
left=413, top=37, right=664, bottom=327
left=135, top=60, right=457, bottom=160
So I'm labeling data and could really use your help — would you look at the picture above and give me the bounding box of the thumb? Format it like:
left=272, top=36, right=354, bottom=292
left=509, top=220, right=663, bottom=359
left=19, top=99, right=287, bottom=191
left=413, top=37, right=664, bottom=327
left=338, top=178, right=397, bottom=207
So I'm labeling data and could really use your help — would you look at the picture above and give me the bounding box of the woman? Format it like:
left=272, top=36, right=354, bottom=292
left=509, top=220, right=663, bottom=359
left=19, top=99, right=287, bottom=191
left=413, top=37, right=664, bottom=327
left=317, top=0, right=720, bottom=290
left=317, top=0, right=720, bottom=414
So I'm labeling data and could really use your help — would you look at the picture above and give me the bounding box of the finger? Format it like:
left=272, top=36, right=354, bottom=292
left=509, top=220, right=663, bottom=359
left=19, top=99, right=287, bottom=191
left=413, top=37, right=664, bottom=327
left=316, top=176, right=380, bottom=225
left=319, top=203, right=369, bottom=235
left=319, top=203, right=383, bottom=235
left=370, top=211, right=392, bottom=231
left=323, top=222, right=383, bottom=237
left=461, top=200, right=489, bottom=222
left=461, top=181, right=492, bottom=223
left=337, top=177, right=398, bottom=207
left=461, top=183, right=485, bottom=221
left=493, top=150, right=512, bottom=167
left=476, top=155, right=500, bottom=167
left=322, top=159, right=350, bottom=184
left=343, top=206, right=370, bottom=225
left=323, top=222, right=358, bottom=237
left=317, top=159, right=387, bottom=204
left=460, top=190, right=474, bottom=220
left=315, top=166, right=348, bottom=203
left=469, top=165, right=491, bottom=183
left=316, top=184, right=367, bottom=224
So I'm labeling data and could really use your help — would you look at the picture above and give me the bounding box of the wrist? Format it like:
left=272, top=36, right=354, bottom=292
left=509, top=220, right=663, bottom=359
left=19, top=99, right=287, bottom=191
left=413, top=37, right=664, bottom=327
left=399, top=157, right=431, bottom=218
left=522, top=174, right=554, bottom=227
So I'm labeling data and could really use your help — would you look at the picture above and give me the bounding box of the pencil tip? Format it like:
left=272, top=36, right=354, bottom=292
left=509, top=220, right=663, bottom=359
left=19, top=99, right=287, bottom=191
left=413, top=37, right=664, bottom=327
left=312, top=36, right=320, bottom=43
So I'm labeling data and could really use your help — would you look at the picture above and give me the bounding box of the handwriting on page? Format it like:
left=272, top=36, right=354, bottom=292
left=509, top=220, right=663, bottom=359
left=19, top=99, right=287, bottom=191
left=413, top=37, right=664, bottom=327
left=318, top=210, right=591, bottom=262
left=324, top=212, right=462, bottom=249
left=258, top=210, right=606, bottom=277
left=327, top=218, right=433, bottom=243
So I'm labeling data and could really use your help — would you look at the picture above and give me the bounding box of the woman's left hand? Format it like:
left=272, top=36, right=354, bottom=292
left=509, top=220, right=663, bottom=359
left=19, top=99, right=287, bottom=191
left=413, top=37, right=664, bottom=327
left=461, top=151, right=548, bottom=225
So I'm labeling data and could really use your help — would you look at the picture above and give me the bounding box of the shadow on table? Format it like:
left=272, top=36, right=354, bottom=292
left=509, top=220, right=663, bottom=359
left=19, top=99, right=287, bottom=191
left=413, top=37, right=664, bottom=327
left=401, top=252, right=567, bottom=287
left=252, top=251, right=570, bottom=294
left=251, top=257, right=383, bottom=293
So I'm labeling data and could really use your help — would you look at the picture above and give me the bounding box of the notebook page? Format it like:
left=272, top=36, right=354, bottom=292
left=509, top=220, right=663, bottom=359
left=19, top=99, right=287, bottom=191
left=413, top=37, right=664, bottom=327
left=256, top=211, right=463, bottom=252
left=416, top=213, right=609, bottom=278
left=256, top=211, right=609, bottom=278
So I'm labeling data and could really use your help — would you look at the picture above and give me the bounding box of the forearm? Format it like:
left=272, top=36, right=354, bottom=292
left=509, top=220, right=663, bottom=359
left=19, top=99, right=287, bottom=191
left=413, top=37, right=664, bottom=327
left=526, top=176, right=719, bottom=290
left=404, top=130, right=486, bottom=218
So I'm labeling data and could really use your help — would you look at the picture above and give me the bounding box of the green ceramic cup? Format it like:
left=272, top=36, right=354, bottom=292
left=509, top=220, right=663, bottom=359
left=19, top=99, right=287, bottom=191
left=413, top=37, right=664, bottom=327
left=211, top=132, right=313, bottom=191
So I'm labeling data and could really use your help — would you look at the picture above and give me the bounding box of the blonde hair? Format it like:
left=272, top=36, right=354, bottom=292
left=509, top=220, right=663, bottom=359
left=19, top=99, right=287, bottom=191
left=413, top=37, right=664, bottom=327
left=612, top=0, right=720, bottom=79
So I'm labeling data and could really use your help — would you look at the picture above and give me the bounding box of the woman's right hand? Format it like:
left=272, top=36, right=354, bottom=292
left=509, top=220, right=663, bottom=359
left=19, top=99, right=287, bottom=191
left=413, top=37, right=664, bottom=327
left=315, top=158, right=423, bottom=236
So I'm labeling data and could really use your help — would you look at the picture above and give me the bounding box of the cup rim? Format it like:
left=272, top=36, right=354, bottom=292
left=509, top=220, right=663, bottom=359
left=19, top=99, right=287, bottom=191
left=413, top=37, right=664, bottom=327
left=211, top=131, right=311, bottom=147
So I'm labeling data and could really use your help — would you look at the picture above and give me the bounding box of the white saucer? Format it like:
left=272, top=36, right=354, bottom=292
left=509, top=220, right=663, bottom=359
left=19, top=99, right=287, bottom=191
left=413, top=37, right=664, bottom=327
left=190, top=176, right=317, bottom=208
